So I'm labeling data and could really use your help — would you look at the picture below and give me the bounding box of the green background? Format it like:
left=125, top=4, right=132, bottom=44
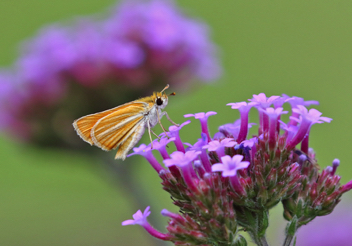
left=1, top=1, right=352, bottom=245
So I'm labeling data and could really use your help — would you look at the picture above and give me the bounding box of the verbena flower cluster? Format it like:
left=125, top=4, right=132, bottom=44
left=123, top=93, right=352, bottom=246
left=0, top=0, right=219, bottom=144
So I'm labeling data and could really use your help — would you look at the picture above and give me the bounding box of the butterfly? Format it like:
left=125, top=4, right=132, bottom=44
left=73, top=85, right=178, bottom=160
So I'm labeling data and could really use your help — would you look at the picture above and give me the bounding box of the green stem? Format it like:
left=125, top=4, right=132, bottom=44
left=283, top=234, right=294, bottom=246
left=283, top=216, right=298, bottom=246
left=247, top=231, right=269, bottom=246
left=259, top=237, right=270, bottom=246
left=236, top=208, right=270, bottom=246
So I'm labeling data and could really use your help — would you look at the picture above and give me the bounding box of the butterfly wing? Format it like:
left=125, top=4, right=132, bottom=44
left=73, top=102, right=147, bottom=145
left=73, top=109, right=116, bottom=145
left=90, top=102, right=150, bottom=159
left=113, top=121, right=146, bottom=160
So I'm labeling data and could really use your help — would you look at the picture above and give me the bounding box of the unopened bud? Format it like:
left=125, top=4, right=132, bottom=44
left=331, top=159, right=340, bottom=176
left=309, top=183, right=318, bottom=201
left=298, top=154, right=307, bottom=165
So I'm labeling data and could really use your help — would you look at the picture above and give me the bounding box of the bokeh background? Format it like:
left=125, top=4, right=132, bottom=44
left=1, top=0, right=352, bottom=245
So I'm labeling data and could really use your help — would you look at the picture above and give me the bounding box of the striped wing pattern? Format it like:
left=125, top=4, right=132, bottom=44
left=73, top=109, right=115, bottom=145
left=73, top=102, right=149, bottom=159
left=113, top=121, right=146, bottom=160
left=92, top=112, right=145, bottom=151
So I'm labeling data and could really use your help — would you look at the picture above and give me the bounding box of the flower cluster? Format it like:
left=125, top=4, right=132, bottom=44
left=0, top=0, right=219, bottom=144
left=122, top=93, right=352, bottom=246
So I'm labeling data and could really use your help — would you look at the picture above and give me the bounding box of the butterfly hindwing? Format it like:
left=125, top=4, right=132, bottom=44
left=114, top=121, right=146, bottom=160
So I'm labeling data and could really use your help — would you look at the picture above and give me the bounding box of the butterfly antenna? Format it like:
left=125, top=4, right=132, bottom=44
left=161, top=84, right=169, bottom=93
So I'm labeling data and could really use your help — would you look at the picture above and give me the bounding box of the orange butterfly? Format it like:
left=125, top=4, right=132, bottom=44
left=73, top=85, right=178, bottom=160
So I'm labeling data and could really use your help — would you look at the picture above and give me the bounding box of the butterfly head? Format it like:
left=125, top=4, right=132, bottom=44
left=154, top=92, right=169, bottom=109
left=154, top=84, right=176, bottom=109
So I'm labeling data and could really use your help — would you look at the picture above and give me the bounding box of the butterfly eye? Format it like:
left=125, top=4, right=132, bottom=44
left=156, top=98, right=163, bottom=106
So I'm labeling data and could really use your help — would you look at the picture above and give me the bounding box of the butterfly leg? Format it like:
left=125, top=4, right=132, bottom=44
left=147, top=121, right=154, bottom=148
left=164, top=112, right=179, bottom=126
left=157, top=110, right=170, bottom=138
left=151, top=129, right=161, bottom=140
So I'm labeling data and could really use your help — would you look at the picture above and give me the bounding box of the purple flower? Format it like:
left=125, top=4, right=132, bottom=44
left=152, top=137, right=176, bottom=160
left=122, top=206, right=151, bottom=226
left=105, top=0, right=220, bottom=82
left=260, top=107, right=288, bottom=150
left=203, top=138, right=236, bottom=158
left=0, top=73, right=28, bottom=138
left=184, top=111, right=217, bottom=142
left=164, top=150, right=200, bottom=192
left=242, top=138, right=257, bottom=148
left=227, top=102, right=256, bottom=143
left=273, top=94, right=290, bottom=108
left=122, top=206, right=171, bottom=241
left=184, top=111, right=217, bottom=119
left=127, top=144, right=165, bottom=173
left=280, top=120, right=299, bottom=143
left=19, top=26, right=75, bottom=73
left=291, top=105, right=332, bottom=124
left=249, top=93, right=280, bottom=108
left=218, top=119, right=241, bottom=138
left=188, top=133, right=208, bottom=151
left=188, top=133, right=212, bottom=172
left=296, top=199, right=352, bottom=246
left=164, top=150, right=200, bottom=168
left=212, top=155, right=250, bottom=177
left=103, top=39, right=144, bottom=68
left=160, top=120, right=190, bottom=152
left=260, top=107, right=288, bottom=118
left=212, top=155, right=249, bottom=195
left=240, top=137, right=257, bottom=163
left=227, top=102, right=257, bottom=110
left=122, top=93, right=352, bottom=245
left=285, top=95, right=319, bottom=108
left=249, top=93, right=280, bottom=133
left=127, top=144, right=151, bottom=157
left=218, top=119, right=256, bottom=139
left=286, top=106, right=332, bottom=150
left=285, top=95, right=320, bottom=126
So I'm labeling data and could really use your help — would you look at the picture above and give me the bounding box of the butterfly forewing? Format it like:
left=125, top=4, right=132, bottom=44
left=89, top=101, right=149, bottom=149
left=73, top=109, right=117, bottom=145
left=73, top=102, right=147, bottom=145
left=92, top=113, right=145, bottom=151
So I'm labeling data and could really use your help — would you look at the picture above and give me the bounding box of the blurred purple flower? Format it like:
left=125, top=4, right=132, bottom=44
left=105, top=0, right=220, bottom=82
left=0, top=0, right=220, bottom=144
left=296, top=199, right=352, bottom=246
